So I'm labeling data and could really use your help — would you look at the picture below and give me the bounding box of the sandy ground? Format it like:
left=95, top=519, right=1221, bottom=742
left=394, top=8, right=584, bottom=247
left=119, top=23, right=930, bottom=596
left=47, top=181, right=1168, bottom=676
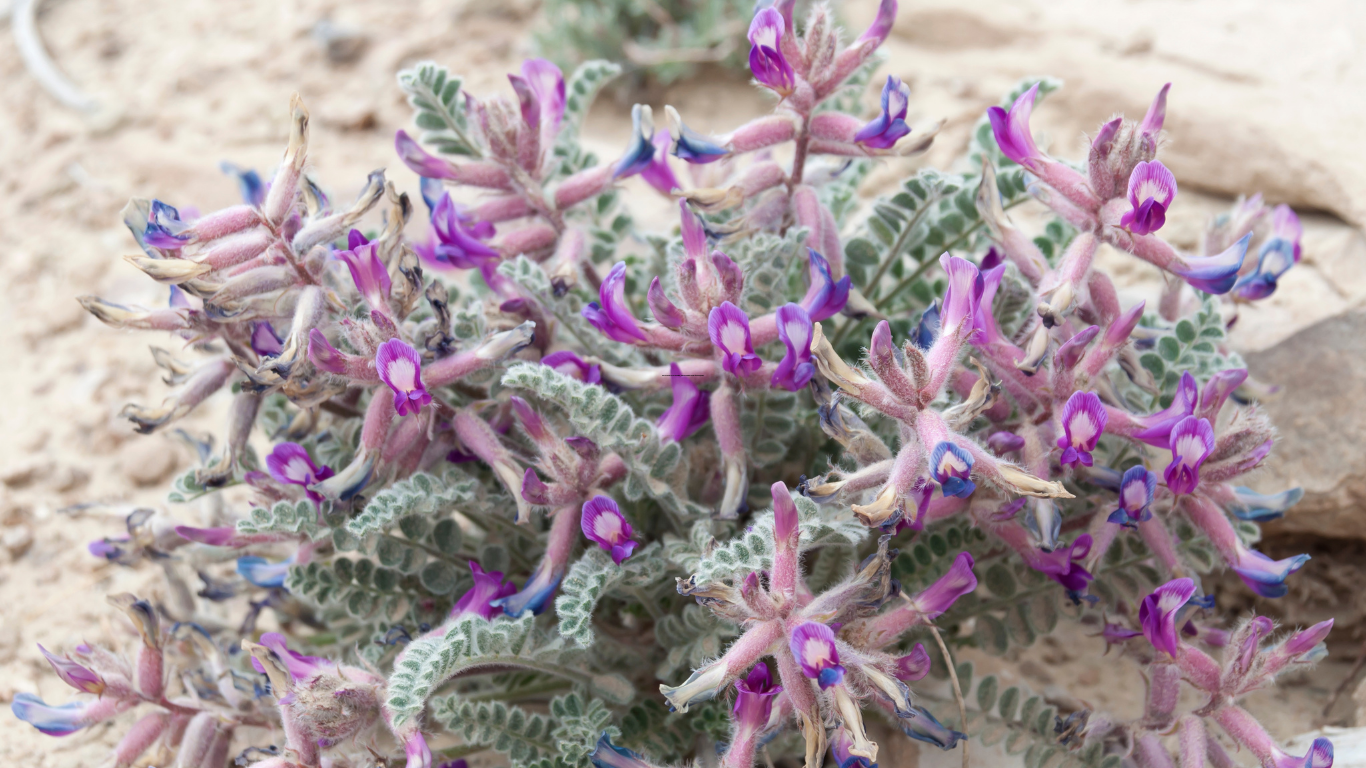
left=0, top=0, right=1362, bottom=765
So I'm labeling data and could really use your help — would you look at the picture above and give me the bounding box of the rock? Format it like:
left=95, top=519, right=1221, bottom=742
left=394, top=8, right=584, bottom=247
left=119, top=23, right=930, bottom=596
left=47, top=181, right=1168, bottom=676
left=117, top=438, right=181, bottom=488
left=1, top=526, right=33, bottom=559
left=0, top=460, right=51, bottom=490
left=1246, top=312, right=1366, bottom=541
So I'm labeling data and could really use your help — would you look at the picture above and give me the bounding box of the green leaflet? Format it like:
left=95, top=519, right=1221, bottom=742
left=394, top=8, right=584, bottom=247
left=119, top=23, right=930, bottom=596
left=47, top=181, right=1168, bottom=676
left=385, top=616, right=634, bottom=728
left=397, top=62, right=480, bottom=157
left=555, top=542, right=669, bottom=646
left=501, top=363, right=706, bottom=517
left=665, top=493, right=868, bottom=584
left=345, top=469, right=477, bottom=537
left=236, top=499, right=327, bottom=541
left=560, top=61, right=622, bottom=138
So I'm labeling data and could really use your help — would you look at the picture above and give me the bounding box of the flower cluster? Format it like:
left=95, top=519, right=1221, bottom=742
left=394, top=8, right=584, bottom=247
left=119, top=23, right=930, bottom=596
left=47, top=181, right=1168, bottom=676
left=15, top=2, right=1329, bottom=768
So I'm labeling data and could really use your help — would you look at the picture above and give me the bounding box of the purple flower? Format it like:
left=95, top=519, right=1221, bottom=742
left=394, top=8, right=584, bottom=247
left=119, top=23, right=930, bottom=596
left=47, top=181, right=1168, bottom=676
left=747, top=8, right=794, bottom=95
left=970, top=265, right=1007, bottom=345
left=789, top=622, right=846, bottom=689
left=1130, top=372, right=1198, bottom=446
left=987, top=83, right=1043, bottom=169
left=987, top=431, right=1025, bottom=454
left=1139, top=82, right=1171, bottom=141
left=1102, top=623, right=1143, bottom=649
left=1108, top=466, right=1156, bottom=527
left=939, top=253, right=985, bottom=332
left=708, top=302, right=762, bottom=376
left=492, top=555, right=563, bottom=618
left=249, top=632, right=328, bottom=681
left=251, top=321, right=285, bottom=356
left=338, top=230, right=392, bottom=313
left=1271, top=738, right=1334, bottom=768
left=542, top=350, right=602, bottom=384
left=640, top=130, right=682, bottom=196
left=1057, top=391, right=1107, bottom=467
left=143, top=200, right=191, bottom=250
left=450, top=561, right=517, bottom=620
left=236, top=554, right=294, bottom=588
left=419, top=193, right=500, bottom=270
left=37, top=646, right=104, bottom=694
left=11, top=693, right=100, bottom=736
left=580, top=495, right=638, bottom=565
left=376, top=338, right=434, bottom=417
left=733, top=662, right=782, bottom=730
left=658, top=363, right=711, bottom=441
left=1232, top=542, right=1309, bottom=599
left=582, top=262, right=648, bottom=343
left=930, top=441, right=975, bottom=498
left=509, top=58, right=566, bottom=135
left=1119, top=161, right=1177, bottom=236
left=1042, top=535, right=1095, bottom=602
left=914, top=301, right=941, bottom=350
left=613, top=104, right=658, bottom=180
left=647, top=277, right=685, bottom=329
left=266, top=442, right=335, bottom=504
left=831, top=727, right=875, bottom=768
left=666, top=106, right=729, bottom=164
left=1228, top=486, right=1303, bottom=523
left=1164, top=416, right=1214, bottom=495
left=1172, top=233, right=1250, bottom=295
left=854, top=76, right=912, bottom=149
left=899, top=704, right=967, bottom=750
left=1235, top=206, right=1303, bottom=300
left=799, top=249, right=851, bottom=321
left=405, top=732, right=433, bottom=768
left=1139, top=577, right=1197, bottom=657
left=909, top=552, right=977, bottom=619
left=894, top=644, right=931, bottom=681
left=222, top=162, right=266, bottom=207
left=771, top=303, right=815, bottom=391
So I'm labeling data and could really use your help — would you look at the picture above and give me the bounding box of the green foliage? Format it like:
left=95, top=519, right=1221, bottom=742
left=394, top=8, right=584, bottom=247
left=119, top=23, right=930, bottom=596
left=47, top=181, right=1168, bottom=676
left=560, top=61, right=624, bottom=139
left=397, top=62, right=480, bottom=157
left=236, top=499, right=327, bottom=541
left=653, top=603, right=737, bottom=680
left=1133, top=297, right=1243, bottom=408
left=535, top=0, right=749, bottom=87
left=556, top=542, right=670, bottom=646
left=345, top=470, right=478, bottom=537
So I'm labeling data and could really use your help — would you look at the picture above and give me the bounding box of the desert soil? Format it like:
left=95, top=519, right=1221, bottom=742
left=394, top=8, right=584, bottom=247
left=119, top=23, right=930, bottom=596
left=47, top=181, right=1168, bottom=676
left=0, top=0, right=1363, bottom=765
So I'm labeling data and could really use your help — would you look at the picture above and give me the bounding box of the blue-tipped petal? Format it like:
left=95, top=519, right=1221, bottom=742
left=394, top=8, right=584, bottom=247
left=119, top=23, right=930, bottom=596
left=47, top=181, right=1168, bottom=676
left=11, top=693, right=90, bottom=736
left=613, top=105, right=657, bottom=179
left=419, top=176, right=445, bottom=214
left=899, top=704, right=967, bottom=750
left=913, top=302, right=941, bottom=350
left=590, top=732, right=659, bottom=768
left=236, top=555, right=294, bottom=588
left=220, top=162, right=266, bottom=207
left=667, top=106, right=729, bottom=164
left=1173, top=233, right=1250, bottom=295
left=1228, top=486, right=1303, bottom=522
left=492, top=559, right=563, bottom=618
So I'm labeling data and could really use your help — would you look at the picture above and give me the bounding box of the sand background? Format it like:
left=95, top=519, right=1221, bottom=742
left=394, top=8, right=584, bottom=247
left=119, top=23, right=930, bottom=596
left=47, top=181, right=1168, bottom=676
left=1, top=0, right=1364, bottom=764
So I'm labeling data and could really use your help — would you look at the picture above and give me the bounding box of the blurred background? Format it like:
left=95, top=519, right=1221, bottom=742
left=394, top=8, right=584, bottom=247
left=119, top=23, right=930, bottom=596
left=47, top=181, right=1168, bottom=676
left=0, top=0, right=1363, bottom=764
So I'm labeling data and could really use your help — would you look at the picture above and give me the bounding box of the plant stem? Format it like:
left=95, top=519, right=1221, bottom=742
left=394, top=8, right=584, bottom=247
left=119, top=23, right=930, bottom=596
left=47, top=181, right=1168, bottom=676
left=930, top=624, right=971, bottom=768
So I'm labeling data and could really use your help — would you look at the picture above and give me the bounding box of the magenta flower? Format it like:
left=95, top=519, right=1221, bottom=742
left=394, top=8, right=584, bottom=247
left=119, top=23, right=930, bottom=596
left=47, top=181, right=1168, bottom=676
left=1267, top=738, right=1334, bottom=768
left=930, top=441, right=975, bottom=498
left=1057, top=391, right=1107, bottom=467
left=987, top=431, right=1025, bottom=454
left=1164, top=416, right=1214, bottom=495
left=640, top=130, right=682, bottom=196
left=708, top=302, right=762, bottom=376
left=854, top=76, right=912, bottom=149
left=338, top=230, right=392, bottom=314
left=1119, top=160, right=1177, bottom=236
left=732, top=662, right=781, bottom=730
left=647, top=277, right=686, bottom=329
left=541, top=350, right=601, bottom=384
left=1108, top=466, right=1156, bottom=527
left=894, top=644, right=931, bottom=681
left=658, top=363, right=711, bottom=442
left=747, top=8, right=794, bottom=96
left=799, top=249, right=851, bottom=321
left=37, top=646, right=104, bottom=695
left=582, top=262, right=648, bottom=343
left=1232, top=542, right=1310, bottom=599
left=266, top=442, right=335, bottom=504
left=581, top=495, right=637, bottom=564
left=908, top=552, right=977, bottom=620
left=771, top=303, right=815, bottom=392
left=251, top=321, right=284, bottom=357
left=938, top=254, right=985, bottom=332
left=249, top=631, right=328, bottom=681
left=1172, top=233, right=1250, bottom=295
left=419, top=193, right=500, bottom=270
left=613, top=104, right=659, bottom=180
left=987, top=83, right=1043, bottom=169
left=789, top=622, right=846, bottom=689
left=450, top=561, right=517, bottom=620
left=396, top=130, right=460, bottom=180
left=1130, top=372, right=1198, bottom=446
left=970, top=264, right=1007, bottom=345
left=1235, top=205, right=1303, bottom=300
left=1138, top=577, right=1197, bottom=657
left=376, top=338, right=434, bottom=417
left=507, top=58, right=565, bottom=136
left=831, top=727, right=875, bottom=768
left=1041, top=535, right=1095, bottom=603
